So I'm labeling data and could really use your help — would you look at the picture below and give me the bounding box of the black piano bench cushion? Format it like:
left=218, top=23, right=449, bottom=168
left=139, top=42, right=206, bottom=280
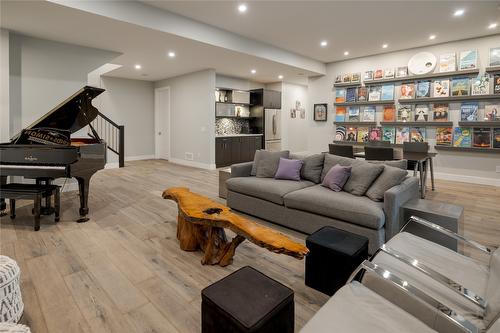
left=201, top=266, right=294, bottom=333
left=305, top=226, right=368, bottom=296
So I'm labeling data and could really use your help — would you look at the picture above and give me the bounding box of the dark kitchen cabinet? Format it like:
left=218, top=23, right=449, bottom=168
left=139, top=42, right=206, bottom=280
left=250, top=89, right=281, bottom=109
left=215, top=136, right=262, bottom=168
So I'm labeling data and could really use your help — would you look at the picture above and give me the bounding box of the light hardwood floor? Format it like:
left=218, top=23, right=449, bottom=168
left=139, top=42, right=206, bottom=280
left=0, top=160, right=499, bottom=333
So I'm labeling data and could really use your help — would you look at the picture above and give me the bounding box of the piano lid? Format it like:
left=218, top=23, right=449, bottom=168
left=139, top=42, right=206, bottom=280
left=13, top=86, right=105, bottom=139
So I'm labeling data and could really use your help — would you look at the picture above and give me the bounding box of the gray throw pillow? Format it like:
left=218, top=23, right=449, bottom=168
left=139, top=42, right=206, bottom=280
left=366, top=165, right=409, bottom=201
left=300, top=154, right=325, bottom=183
left=251, top=150, right=290, bottom=176
left=369, top=159, right=408, bottom=170
left=321, top=153, right=355, bottom=181
left=343, top=162, right=384, bottom=196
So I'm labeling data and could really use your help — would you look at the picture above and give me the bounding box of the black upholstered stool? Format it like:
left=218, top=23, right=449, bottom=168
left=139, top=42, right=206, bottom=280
left=305, top=226, right=368, bottom=296
left=201, top=266, right=294, bottom=333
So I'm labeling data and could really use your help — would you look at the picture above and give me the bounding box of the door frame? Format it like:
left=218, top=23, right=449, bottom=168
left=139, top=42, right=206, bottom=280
left=154, top=86, right=171, bottom=160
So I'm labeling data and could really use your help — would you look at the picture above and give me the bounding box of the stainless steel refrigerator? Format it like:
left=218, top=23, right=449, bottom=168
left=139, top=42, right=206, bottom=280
left=264, top=109, right=281, bottom=151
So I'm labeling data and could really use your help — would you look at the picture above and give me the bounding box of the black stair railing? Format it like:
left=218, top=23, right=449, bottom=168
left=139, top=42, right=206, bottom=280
left=88, top=111, right=125, bottom=167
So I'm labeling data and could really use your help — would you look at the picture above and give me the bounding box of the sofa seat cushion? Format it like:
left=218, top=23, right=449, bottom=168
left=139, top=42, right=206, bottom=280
left=300, top=281, right=436, bottom=333
left=283, top=185, right=385, bottom=230
left=226, top=177, right=314, bottom=205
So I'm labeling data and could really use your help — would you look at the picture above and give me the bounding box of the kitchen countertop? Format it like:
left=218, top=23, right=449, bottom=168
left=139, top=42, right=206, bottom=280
left=216, top=134, right=263, bottom=138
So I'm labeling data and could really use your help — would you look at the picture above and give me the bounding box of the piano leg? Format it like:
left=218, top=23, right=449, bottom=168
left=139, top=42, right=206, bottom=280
left=76, top=176, right=90, bottom=223
left=0, top=176, right=6, bottom=216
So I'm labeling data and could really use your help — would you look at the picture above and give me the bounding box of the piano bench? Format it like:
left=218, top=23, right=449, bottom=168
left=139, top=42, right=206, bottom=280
left=0, top=184, right=60, bottom=231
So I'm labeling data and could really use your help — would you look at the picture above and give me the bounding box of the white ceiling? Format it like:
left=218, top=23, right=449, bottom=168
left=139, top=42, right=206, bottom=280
left=142, top=0, right=500, bottom=63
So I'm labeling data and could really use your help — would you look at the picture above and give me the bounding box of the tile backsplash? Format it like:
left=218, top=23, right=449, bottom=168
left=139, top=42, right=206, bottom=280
left=216, top=118, right=250, bottom=135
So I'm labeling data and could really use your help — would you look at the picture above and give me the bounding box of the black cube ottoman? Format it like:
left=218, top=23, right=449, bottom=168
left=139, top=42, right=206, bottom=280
left=201, top=266, right=294, bottom=333
left=305, top=226, right=368, bottom=296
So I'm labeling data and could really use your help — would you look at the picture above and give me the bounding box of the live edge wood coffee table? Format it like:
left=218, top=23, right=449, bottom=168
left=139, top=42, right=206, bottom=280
left=162, top=187, right=309, bottom=267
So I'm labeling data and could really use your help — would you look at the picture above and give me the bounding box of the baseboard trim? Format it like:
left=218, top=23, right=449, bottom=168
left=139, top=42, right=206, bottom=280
left=105, top=154, right=155, bottom=169
left=168, top=158, right=216, bottom=170
left=433, top=172, right=500, bottom=187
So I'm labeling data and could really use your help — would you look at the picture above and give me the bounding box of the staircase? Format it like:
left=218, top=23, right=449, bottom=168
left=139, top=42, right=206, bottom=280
left=88, top=111, right=125, bottom=167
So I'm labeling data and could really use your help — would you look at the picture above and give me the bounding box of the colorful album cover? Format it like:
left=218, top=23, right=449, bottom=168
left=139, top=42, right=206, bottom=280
left=460, top=102, right=479, bottom=121
left=451, top=77, right=470, bottom=96
left=414, top=104, right=429, bottom=121
left=335, top=89, right=346, bottom=103
left=397, top=105, right=412, bottom=122
left=382, top=127, right=395, bottom=143
left=453, top=127, right=472, bottom=148
left=374, top=69, right=384, bottom=80
left=493, top=128, right=500, bottom=148
left=342, top=73, right=351, bottom=83
left=410, top=127, right=426, bottom=143
left=384, top=68, right=395, bottom=78
left=335, top=107, right=346, bottom=122
left=395, top=127, right=410, bottom=144
left=362, top=106, right=376, bottom=122
left=439, top=53, right=456, bottom=73
left=383, top=105, right=396, bottom=121
left=433, top=103, right=449, bottom=121
left=346, top=127, right=357, bottom=142
left=400, top=83, right=415, bottom=99
left=459, top=50, right=478, bottom=70
left=473, top=128, right=492, bottom=148
left=357, top=127, right=369, bottom=143
left=381, top=84, right=394, bottom=100
left=335, top=125, right=347, bottom=141
left=436, top=127, right=453, bottom=146
left=471, top=75, right=490, bottom=96
left=396, top=66, right=408, bottom=78
left=346, top=87, right=358, bottom=102
left=485, top=104, right=500, bottom=121
left=433, top=79, right=450, bottom=97
left=416, top=81, right=431, bottom=98
left=351, top=72, right=361, bottom=83
left=348, top=106, right=360, bottom=121
left=368, top=86, right=382, bottom=101
left=364, top=70, right=374, bottom=81
left=490, top=47, right=500, bottom=67
left=495, top=74, right=500, bottom=94
left=357, top=87, right=368, bottom=101
left=369, top=127, right=382, bottom=141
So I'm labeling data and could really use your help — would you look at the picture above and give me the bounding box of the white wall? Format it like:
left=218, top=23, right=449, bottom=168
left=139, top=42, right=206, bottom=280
left=215, top=74, right=264, bottom=90
left=0, top=29, right=9, bottom=141
left=8, top=33, right=119, bottom=136
left=281, top=82, right=309, bottom=152
left=91, top=76, right=155, bottom=163
left=155, top=69, right=216, bottom=169
left=307, top=34, right=500, bottom=185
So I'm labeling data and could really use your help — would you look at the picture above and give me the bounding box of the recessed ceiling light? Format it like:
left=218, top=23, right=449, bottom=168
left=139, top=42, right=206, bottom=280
left=134, top=64, right=141, bottom=70
left=343, top=51, right=349, bottom=56
left=488, top=22, right=498, bottom=29
left=278, top=75, right=283, bottom=80
left=429, top=34, right=436, bottom=40
left=453, top=8, right=465, bottom=16
left=320, top=40, right=328, bottom=47
left=238, top=4, right=247, bottom=13
left=168, top=51, right=176, bottom=58
left=251, top=69, right=256, bottom=74
left=382, top=43, right=388, bottom=49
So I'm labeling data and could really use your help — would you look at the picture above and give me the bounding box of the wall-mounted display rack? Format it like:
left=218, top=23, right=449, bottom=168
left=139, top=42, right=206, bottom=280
left=457, top=121, right=500, bottom=127
left=379, top=121, right=454, bottom=127
left=360, top=69, right=480, bottom=85
left=334, top=100, right=394, bottom=106
left=434, top=146, right=500, bottom=154
left=485, top=67, right=500, bottom=74
left=333, top=82, right=362, bottom=88
left=333, top=140, right=404, bottom=148
left=333, top=121, right=377, bottom=126
left=398, top=94, right=500, bottom=104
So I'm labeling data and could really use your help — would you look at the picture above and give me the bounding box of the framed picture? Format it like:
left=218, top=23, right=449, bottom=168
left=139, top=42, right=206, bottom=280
left=313, top=103, right=328, bottom=121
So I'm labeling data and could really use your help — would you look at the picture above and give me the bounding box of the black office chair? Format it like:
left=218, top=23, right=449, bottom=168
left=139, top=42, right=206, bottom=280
left=364, top=146, right=394, bottom=161
left=403, top=142, right=429, bottom=175
left=328, top=144, right=354, bottom=158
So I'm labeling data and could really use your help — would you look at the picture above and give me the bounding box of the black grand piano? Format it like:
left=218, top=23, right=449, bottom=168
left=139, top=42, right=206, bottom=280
left=0, top=86, right=106, bottom=222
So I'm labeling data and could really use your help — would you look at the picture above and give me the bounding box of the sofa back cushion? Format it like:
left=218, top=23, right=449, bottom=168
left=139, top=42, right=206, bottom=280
left=365, top=166, right=408, bottom=201
left=251, top=150, right=290, bottom=177
left=368, top=159, right=408, bottom=170
left=321, top=154, right=355, bottom=181
left=299, top=154, right=325, bottom=183
left=485, top=247, right=500, bottom=324
left=343, top=162, right=385, bottom=196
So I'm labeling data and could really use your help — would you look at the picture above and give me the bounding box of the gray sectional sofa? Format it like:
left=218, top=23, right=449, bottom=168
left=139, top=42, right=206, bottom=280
left=226, top=152, right=419, bottom=253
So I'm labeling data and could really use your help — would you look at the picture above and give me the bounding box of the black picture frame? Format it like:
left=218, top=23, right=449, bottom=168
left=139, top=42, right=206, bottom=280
left=314, top=103, right=328, bottom=121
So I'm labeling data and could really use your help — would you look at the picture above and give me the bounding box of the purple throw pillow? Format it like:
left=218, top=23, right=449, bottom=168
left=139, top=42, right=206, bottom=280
left=274, top=158, right=304, bottom=181
left=322, top=164, right=352, bottom=191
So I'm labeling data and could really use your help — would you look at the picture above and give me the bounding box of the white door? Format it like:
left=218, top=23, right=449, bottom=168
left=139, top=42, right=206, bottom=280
left=155, top=87, right=170, bottom=160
